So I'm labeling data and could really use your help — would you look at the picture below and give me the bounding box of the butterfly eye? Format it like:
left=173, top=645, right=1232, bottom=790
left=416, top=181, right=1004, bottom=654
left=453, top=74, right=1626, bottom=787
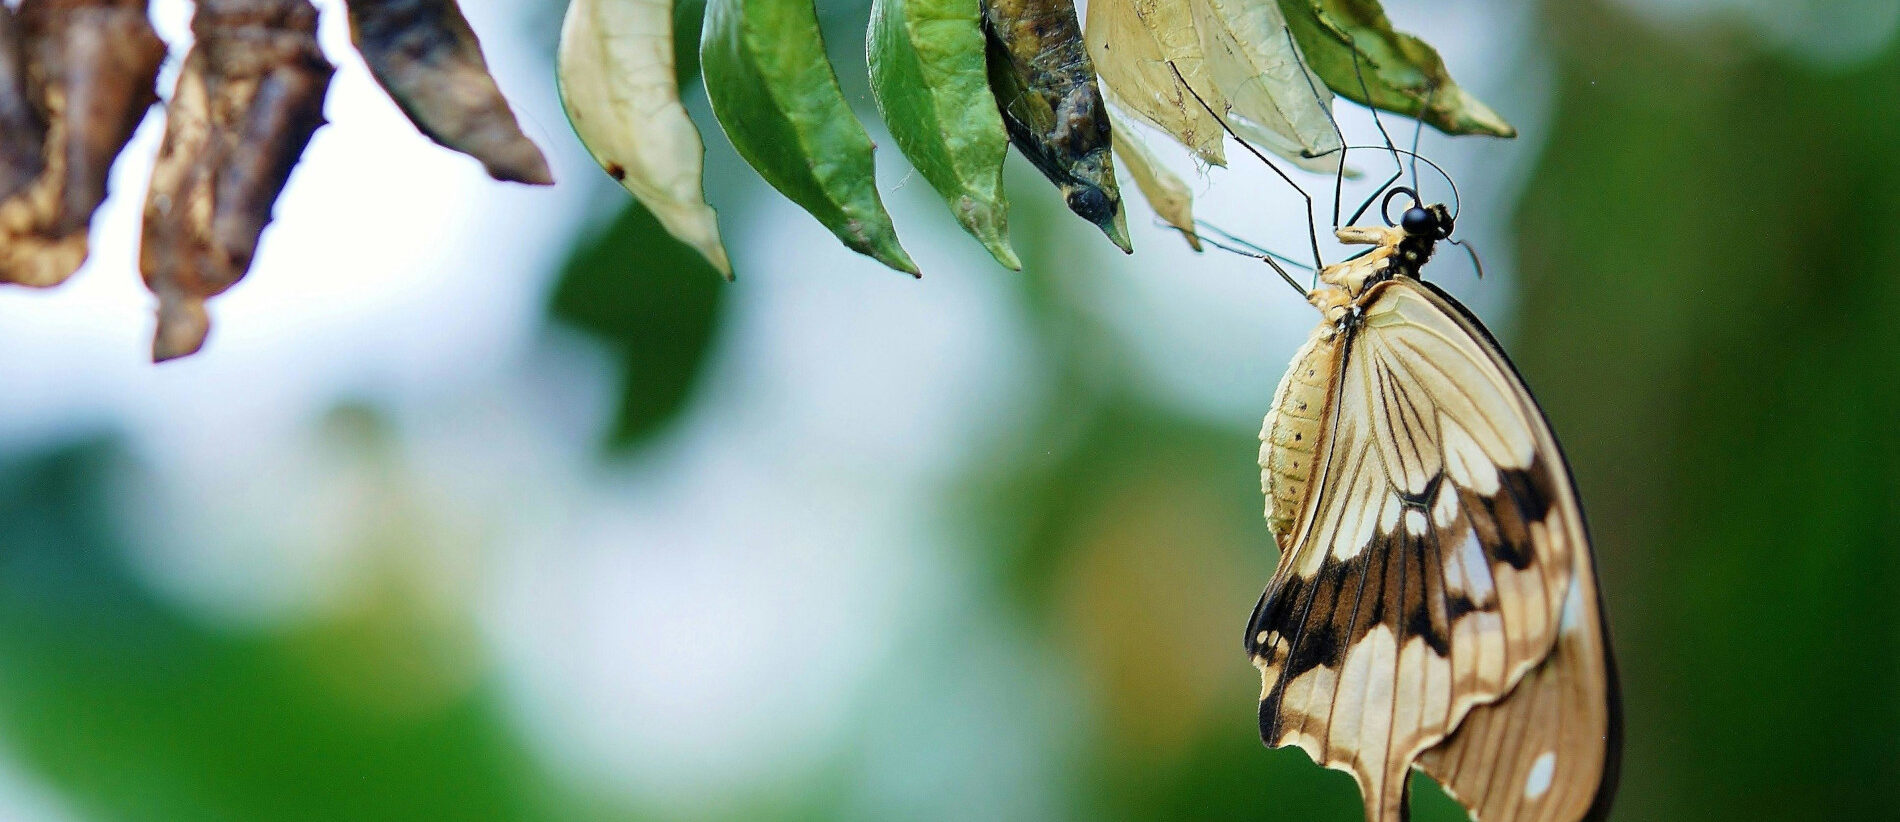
left=1401, top=206, right=1435, bottom=237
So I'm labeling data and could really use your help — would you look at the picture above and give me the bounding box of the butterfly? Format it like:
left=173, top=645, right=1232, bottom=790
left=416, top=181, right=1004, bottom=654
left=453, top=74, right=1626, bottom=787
left=1249, top=193, right=1621, bottom=822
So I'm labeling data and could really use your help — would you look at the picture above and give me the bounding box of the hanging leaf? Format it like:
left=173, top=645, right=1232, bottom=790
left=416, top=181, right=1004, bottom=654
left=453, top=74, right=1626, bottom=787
left=1276, top=0, right=1513, bottom=137
left=0, top=0, right=164, bottom=288
left=1191, top=0, right=1341, bottom=163
left=0, top=6, right=45, bottom=202
left=141, top=0, right=333, bottom=362
left=559, top=0, right=732, bottom=279
left=1084, top=0, right=1225, bottom=166
left=1109, top=112, right=1199, bottom=252
left=981, top=0, right=1129, bottom=253
left=343, top=0, right=554, bottom=185
left=867, top=0, right=1019, bottom=270
left=701, top=0, right=918, bottom=276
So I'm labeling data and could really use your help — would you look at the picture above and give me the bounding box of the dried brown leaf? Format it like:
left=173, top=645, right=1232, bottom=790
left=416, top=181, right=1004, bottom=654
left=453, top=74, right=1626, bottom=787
left=345, top=0, right=552, bottom=185
left=0, top=7, right=47, bottom=202
left=142, top=0, right=333, bottom=361
left=0, top=0, right=163, bottom=287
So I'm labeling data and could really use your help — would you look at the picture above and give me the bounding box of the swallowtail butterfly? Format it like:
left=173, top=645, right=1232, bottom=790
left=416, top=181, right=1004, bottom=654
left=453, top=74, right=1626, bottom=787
left=1249, top=196, right=1621, bottom=822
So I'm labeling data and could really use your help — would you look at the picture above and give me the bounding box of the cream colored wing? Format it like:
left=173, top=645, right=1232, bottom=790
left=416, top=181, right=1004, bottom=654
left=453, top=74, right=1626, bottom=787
left=1407, top=280, right=1621, bottom=822
left=1249, top=277, right=1614, bottom=822
left=1416, top=559, right=1619, bottom=822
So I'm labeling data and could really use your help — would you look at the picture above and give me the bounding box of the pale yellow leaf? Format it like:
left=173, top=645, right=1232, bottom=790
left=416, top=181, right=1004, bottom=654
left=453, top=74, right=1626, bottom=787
left=559, top=0, right=731, bottom=279
left=1193, top=0, right=1340, bottom=162
left=1084, top=0, right=1225, bottom=166
left=1109, top=111, right=1200, bottom=251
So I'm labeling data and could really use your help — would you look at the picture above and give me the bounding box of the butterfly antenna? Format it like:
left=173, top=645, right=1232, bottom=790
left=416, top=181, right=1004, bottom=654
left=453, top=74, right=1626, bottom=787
left=1167, top=62, right=1325, bottom=271
left=1191, top=219, right=1316, bottom=272
left=1349, top=38, right=1404, bottom=177
left=1448, top=237, right=1485, bottom=280
left=1312, top=144, right=1463, bottom=222
left=1408, top=86, right=1434, bottom=194
left=1334, top=35, right=1421, bottom=227
left=1159, top=219, right=1311, bottom=296
left=1282, top=26, right=1349, bottom=232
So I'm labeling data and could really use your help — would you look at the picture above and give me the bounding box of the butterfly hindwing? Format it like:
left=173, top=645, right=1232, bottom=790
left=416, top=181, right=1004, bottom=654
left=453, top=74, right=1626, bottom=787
left=1407, top=281, right=1623, bottom=822
left=1251, top=278, right=1613, bottom=822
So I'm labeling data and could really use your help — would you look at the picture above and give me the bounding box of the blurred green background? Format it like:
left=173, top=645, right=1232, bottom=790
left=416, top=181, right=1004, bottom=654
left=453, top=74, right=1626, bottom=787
left=0, top=0, right=1895, bottom=820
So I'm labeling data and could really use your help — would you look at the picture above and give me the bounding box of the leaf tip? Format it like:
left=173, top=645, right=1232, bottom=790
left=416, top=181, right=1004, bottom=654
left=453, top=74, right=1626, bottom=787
left=870, top=238, right=921, bottom=277
left=956, top=200, right=1021, bottom=271
left=1101, top=207, right=1133, bottom=254
left=1436, top=85, right=1516, bottom=138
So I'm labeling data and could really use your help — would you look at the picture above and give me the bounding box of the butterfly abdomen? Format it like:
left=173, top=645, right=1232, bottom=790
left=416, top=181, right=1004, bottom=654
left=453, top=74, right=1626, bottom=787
left=1259, top=324, right=1342, bottom=548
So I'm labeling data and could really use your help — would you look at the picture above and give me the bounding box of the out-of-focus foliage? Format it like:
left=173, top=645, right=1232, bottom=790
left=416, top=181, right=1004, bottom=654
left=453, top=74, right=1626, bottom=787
left=549, top=202, right=725, bottom=452
left=0, top=435, right=619, bottom=822
left=1509, top=3, right=1900, bottom=816
left=701, top=0, right=919, bottom=275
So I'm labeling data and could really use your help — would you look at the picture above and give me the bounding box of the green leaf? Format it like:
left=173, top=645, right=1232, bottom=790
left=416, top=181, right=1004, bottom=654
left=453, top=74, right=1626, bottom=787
left=550, top=202, right=725, bottom=451
left=0, top=437, right=619, bottom=822
left=1276, top=0, right=1514, bottom=138
left=559, top=0, right=733, bottom=279
left=700, top=0, right=919, bottom=276
left=867, top=0, right=1020, bottom=270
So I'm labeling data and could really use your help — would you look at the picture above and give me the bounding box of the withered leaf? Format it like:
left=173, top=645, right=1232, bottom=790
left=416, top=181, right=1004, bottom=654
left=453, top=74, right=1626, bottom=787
left=981, top=0, right=1130, bottom=252
left=1085, top=0, right=1226, bottom=166
left=141, top=0, right=334, bottom=362
left=0, top=0, right=164, bottom=288
left=1109, top=111, right=1200, bottom=252
left=0, top=6, right=47, bottom=202
left=559, top=0, right=732, bottom=278
left=345, top=0, right=552, bottom=185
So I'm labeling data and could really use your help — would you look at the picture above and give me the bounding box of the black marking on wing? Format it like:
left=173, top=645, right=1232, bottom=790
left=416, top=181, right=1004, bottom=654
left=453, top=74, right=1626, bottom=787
left=1472, top=468, right=1555, bottom=571
left=1247, top=454, right=1566, bottom=750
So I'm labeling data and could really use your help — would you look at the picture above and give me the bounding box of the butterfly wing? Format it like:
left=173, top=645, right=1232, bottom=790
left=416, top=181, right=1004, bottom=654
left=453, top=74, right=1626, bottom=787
left=1407, top=283, right=1622, bottom=822
left=1249, top=278, right=1616, bottom=822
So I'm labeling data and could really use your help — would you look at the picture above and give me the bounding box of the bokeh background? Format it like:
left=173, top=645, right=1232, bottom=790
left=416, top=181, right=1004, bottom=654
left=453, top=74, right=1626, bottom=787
left=0, top=0, right=1895, bottom=819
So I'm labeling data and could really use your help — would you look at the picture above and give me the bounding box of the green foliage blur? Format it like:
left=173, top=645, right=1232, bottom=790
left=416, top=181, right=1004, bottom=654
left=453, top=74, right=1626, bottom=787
left=0, top=2, right=1895, bottom=820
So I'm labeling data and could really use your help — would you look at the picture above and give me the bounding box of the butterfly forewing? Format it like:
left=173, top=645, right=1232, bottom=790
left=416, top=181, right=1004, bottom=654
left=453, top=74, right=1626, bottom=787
left=1251, top=278, right=1614, bottom=822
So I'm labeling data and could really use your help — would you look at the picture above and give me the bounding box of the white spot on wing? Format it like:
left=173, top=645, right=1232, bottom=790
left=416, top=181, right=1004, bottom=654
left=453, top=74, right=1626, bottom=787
left=1525, top=751, right=1556, bottom=799
left=1404, top=509, right=1428, bottom=535
left=1560, top=573, right=1587, bottom=631
left=1454, top=528, right=1493, bottom=602
left=1441, top=415, right=1501, bottom=493
left=1432, top=480, right=1460, bottom=527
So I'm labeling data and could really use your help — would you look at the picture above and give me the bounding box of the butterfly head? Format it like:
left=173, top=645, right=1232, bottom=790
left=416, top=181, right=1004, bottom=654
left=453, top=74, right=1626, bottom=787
left=1400, top=202, right=1454, bottom=241
left=1383, top=186, right=1454, bottom=241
